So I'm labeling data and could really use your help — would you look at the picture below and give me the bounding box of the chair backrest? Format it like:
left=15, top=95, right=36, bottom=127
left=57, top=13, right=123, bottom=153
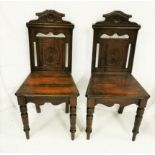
left=27, top=10, right=74, bottom=72
left=91, top=11, right=140, bottom=73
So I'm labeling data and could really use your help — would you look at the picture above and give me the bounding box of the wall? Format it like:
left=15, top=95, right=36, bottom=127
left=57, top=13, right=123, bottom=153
left=0, top=1, right=155, bottom=110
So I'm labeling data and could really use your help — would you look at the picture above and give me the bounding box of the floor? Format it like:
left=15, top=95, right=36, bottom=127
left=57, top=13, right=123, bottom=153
left=0, top=81, right=155, bottom=153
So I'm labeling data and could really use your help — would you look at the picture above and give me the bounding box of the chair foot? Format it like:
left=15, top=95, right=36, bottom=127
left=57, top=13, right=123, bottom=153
left=132, top=133, right=136, bottom=141
left=25, top=130, right=30, bottom=139
left=36, top=105, right=41, bottom=113
left=86, top=132, right=90, bottom=140
left=71, top=133, right=75, bottom=140
left=118, top=105, right=124, bottom=114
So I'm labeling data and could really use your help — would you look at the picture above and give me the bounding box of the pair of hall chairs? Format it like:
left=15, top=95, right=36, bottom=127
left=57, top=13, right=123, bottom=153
left=15, top=10, right=150, bottom=141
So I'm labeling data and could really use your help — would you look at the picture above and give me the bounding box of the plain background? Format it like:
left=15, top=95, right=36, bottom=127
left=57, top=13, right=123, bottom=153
left=0, top=1, right=155, bottom=153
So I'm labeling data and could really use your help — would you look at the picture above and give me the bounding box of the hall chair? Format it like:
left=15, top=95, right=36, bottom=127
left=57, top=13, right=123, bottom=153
left=85, top=11, right=150, bottom=141
left=15, top=10, right=79, bottom=140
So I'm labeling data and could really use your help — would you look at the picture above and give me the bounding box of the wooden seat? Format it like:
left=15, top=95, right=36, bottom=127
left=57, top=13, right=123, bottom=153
left=86, top=73, right=149, bottom=98
left=15, top=10, right=79, bottom=140
left=16, top=71, right=79, bottom=96
left=86, top=11, right=150, bottom=141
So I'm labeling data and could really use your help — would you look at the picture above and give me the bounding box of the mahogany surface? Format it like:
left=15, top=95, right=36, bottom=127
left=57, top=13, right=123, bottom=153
left=86, top=73, right=149, bottom=98
left=86, top=11, right=150, bottom=141
left=15, top=10, right=79, bottom=140
left=16, top=71, right=79, bottom=96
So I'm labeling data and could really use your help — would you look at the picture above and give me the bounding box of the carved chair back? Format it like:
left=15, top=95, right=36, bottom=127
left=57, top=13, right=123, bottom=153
left=27, top=10, right=74, bottom=72
left=91, top=11, right=141, bottom=73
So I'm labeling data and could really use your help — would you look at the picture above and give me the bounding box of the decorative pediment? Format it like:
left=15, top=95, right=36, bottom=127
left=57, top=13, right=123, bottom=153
left=103, top=11, right=131, bottom=23
left=27, top=10, right=72, bottom=25
left=36, top=10, right=64, bottom=22
left=93, top=10, right=140, bottom=28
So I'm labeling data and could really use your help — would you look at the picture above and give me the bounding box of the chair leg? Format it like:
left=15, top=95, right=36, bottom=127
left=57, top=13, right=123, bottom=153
left=65, top=101, right=70, bottom=113
left=35, top=105, right=41, bottom=113
left=118, top=105, right=124, bottom=114
left=18, top=97, right=30, bottom=139
left=132, top=99, right=147, bottom=141
left=86, top=98, right=95, bottom=140
left=70, top=97, right=77, bottom=140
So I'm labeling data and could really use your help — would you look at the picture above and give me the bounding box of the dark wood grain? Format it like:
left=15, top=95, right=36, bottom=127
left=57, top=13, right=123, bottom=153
left=86, top=73, right=149, bottom=98
left=86, top=11, right=150, bottom=141
left=27, top=10, right=73, bottom=72
left=15, top=10, right=79, bottom=140
left=16, top=71, right=79, bottom=96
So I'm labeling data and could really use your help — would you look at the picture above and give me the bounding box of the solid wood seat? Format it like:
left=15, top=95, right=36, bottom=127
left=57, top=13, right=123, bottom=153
left=15, top=10, right=79, bottom=140
left=86, top=73, right=149, bottom=98
left=16, top=71, right=79, bottom=96
left=85, top=11, right=150, bottom=141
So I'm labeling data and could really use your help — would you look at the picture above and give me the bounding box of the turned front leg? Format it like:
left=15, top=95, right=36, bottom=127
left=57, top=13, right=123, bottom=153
left=18, top=97, right=30, bottom=139
left=70, top=97, right=77, bottom=140
left=132, top=99, right=147, bottom=141
left=86, top=98, right=95, bottom=140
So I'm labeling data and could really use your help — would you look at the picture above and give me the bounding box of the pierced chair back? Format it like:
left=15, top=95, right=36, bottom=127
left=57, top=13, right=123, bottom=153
left=91, top=11, right=141, bottom=73
left=27, top=10, right=74, bottom=72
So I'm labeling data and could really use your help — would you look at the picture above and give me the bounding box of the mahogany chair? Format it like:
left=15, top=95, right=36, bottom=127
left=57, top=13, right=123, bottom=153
left=15, top=10, right=79, bottom=140
left=86, top=11, right=150, bottom=141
